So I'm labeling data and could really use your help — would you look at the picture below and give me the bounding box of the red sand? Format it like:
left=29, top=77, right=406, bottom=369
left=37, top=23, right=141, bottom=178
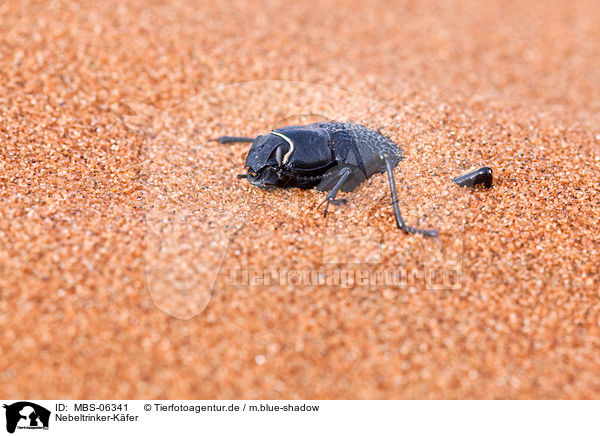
left=1, top=0, right=599, bottom=398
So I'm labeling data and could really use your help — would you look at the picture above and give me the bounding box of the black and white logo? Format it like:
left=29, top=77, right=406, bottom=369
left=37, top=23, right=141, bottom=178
left=3, top=402, right=50, bottom=433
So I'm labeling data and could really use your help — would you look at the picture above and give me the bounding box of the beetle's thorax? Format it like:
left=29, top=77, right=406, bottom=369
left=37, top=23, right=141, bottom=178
left=244, top=124, right=335, bottom=188
left=270, top=125, right=333, bottom=172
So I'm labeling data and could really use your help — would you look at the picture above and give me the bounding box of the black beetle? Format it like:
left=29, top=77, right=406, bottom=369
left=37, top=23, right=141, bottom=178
left=215, top=121, right=492, bottom=237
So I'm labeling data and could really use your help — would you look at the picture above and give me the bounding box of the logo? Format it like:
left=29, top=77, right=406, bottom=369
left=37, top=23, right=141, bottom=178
left=3, top=402, right=50, bottom=433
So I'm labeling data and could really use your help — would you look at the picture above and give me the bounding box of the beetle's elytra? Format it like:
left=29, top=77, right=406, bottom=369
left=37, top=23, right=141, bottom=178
left=215, top=121, right=492, bottom=237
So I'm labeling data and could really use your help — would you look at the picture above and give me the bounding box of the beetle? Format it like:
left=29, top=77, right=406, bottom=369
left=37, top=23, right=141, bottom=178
left=215, top=121, right=492, bottom=237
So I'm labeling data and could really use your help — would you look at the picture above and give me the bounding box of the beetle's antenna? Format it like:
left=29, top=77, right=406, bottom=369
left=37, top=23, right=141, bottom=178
left=380, top=153, right=438, bottom=238
left=211, top=136, right=255, bottom=144
left=236, top=174, right=248, bottom=179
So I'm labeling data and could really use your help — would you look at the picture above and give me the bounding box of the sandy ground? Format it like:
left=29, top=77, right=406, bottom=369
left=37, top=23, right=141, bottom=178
left=1, top=0, right=599, bottom=399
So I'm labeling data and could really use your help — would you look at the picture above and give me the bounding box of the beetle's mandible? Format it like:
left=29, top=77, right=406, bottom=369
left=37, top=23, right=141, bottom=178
left=214, top=121, right=492, bottom=237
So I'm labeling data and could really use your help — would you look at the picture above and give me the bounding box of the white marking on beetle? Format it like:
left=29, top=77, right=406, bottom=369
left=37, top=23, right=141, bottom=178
left=269, top=131, right=295, bottom=165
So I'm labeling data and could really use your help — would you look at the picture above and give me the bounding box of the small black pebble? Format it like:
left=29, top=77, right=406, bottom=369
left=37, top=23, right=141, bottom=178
left=452, top=167, right=493, bottom=189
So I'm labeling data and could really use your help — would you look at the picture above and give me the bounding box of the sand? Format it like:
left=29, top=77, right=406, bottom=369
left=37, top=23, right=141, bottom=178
left=1, top=0, right=599, bottom=399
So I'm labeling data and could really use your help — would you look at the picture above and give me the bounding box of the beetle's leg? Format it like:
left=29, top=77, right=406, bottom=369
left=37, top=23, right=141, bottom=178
left=211, top=136, right=256, bottom=144
left=211, top=136, right=255, bottom=178
left=318, top=167, right=352, bottom=217
left=380, top=152, right=438, bottom=238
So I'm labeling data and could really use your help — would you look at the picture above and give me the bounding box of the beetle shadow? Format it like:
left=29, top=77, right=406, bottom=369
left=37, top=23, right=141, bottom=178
left=119, top=80, right=470, bottom=319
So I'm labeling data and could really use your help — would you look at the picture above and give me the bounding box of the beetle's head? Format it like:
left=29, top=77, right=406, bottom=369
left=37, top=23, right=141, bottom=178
left=243, top=133, right=292, bottom=189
